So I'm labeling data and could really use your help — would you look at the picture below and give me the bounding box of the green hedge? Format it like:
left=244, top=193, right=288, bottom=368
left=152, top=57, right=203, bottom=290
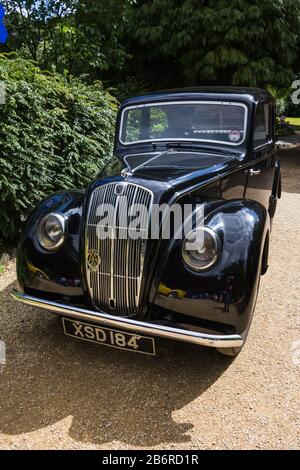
left=0, top=55, right=118, bottom=243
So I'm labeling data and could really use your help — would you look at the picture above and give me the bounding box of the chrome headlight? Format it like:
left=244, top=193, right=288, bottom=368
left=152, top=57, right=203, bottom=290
left=182, top=227, right=220, bottom=271
left=37, top=213, right=66, bottom=250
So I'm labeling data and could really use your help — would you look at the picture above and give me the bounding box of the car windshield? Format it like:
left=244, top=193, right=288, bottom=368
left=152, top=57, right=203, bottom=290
left=120, top=101, right=247, bottom=146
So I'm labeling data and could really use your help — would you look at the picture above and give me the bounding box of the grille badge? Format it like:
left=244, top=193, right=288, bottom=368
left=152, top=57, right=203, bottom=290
left=114, top=182, right=127, bottom=196
left=87, top=249, right=101, bottom=272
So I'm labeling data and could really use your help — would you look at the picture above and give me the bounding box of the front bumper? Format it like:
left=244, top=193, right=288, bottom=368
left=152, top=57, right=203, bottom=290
left=12, top=291, right=243, bottom=349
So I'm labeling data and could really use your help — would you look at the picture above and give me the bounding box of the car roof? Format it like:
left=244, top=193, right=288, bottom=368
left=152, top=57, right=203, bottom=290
left=121, top=87, right=273, bottom=107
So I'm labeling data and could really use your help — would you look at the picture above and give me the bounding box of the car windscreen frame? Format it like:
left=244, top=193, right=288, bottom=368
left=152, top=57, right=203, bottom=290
left=119, top=100, right=249, bottom=147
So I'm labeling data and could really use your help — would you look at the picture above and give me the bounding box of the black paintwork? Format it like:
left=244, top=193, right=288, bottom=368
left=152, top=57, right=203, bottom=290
left=16, top=87, right=281, bottom=339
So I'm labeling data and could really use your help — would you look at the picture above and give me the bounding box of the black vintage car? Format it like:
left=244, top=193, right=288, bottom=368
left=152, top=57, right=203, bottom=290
left=13, top=88, right=281, bottom=357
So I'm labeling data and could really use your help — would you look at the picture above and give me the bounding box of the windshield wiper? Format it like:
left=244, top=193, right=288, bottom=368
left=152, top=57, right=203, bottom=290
left=131, top=149, right=172, bottom=174
left=129, top=143, right=242, bottom=174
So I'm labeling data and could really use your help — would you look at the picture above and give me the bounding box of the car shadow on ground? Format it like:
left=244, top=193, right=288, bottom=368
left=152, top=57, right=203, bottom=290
left=0, top=281, right=231, bottom=447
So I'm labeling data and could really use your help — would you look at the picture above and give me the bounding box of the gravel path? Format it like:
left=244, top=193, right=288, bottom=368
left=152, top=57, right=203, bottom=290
left=0, top=149, right=300, bottom=450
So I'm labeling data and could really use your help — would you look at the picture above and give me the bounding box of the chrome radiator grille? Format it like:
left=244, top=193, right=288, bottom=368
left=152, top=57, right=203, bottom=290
left=85, top=182, right=153, bottom=317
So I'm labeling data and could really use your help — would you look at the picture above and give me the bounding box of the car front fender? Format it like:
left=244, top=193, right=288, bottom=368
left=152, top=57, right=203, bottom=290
left=151, top=199, right=269, bottom=336
left=16, top=190, right=89, bottom=306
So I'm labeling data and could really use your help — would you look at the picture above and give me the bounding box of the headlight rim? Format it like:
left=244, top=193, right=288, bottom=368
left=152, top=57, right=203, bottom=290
left=181, top=226, right=221, bottom=272
left=37, top=212, right=66, bottom=251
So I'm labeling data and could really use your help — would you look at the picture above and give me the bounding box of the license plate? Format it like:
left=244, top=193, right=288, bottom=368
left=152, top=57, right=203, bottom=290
left=62, top=318, right=155, bottom=356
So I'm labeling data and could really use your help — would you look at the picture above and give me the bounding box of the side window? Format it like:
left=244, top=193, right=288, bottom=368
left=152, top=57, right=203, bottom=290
left=149, top=107, right=168, bottom=139
left=254, top=103, right=270, bottom=147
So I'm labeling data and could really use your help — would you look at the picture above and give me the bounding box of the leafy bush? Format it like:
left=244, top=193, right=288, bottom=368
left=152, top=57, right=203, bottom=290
left=275, top=117, right=295, bottom=137
left=0, top=54, right=118, bottom=243
left=108, top=76, right=149, bottom=102
left=267, top=86, right=290, bottom=116
left=276, top=96, right=288, bottom=116
left=284, top=93, right=300, bottom=117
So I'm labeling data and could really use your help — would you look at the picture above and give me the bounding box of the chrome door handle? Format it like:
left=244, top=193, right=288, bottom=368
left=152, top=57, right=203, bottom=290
left=249, top=168, right=261, bottom=176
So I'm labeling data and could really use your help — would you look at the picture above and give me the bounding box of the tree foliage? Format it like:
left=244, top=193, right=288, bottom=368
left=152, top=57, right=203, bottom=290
left=2, top=1, right=76, bottom=62
left=2, top=0, right=300, bottom=90
left=131, top=0, right=300, bottom=88
left=2, top=0, right=129, bottom=78
left=0, top=54, right=117, bottom=241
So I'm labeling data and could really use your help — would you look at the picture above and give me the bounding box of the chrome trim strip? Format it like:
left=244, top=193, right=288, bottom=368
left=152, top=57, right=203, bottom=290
left=12, top=291, right=244, bottom=349
left=254, top=139, right=274, bottom=151
left=119, top=101, right=248, bottom=147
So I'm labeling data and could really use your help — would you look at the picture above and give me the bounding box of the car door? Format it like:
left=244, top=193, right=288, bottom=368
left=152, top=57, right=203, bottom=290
left=245, top=101, right=276, bottom=210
